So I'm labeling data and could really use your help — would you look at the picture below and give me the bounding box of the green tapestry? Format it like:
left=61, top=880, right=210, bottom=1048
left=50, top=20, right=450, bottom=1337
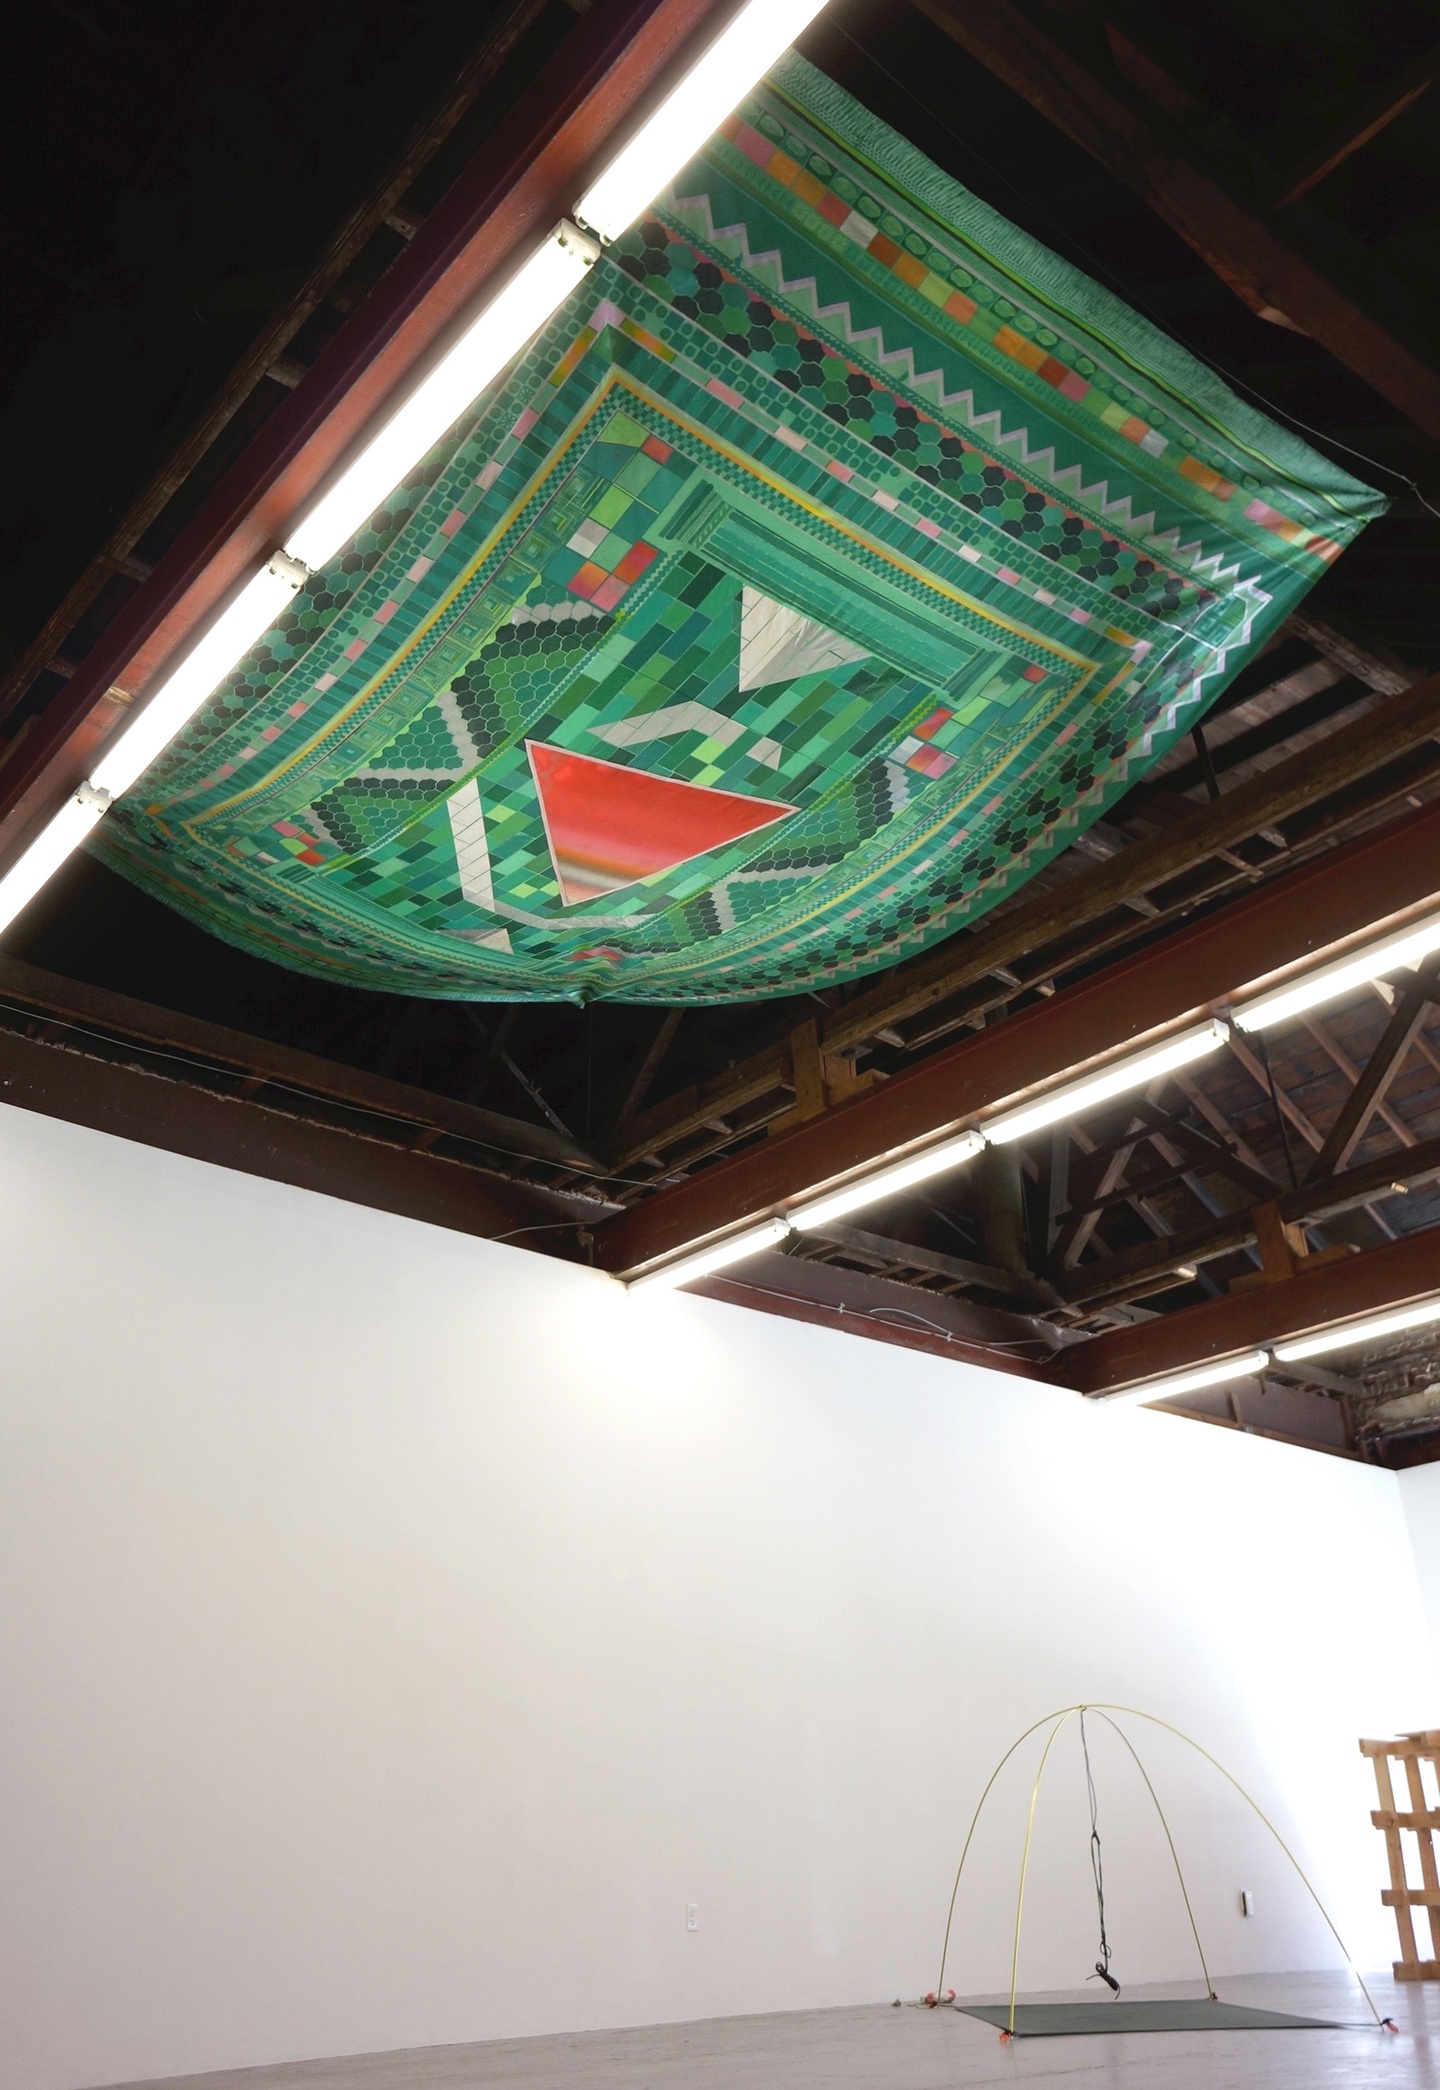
left=94, top=57, right=1382, bottom=1003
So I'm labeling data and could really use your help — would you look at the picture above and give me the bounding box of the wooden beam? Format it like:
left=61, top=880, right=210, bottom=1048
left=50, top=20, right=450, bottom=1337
left=1308, top=964, right=1440, bottom=1180
left=1275, top=47, right=1439, bottom=208
left=802, top=1222, right=1060, bottom=1306
left=0, top=952, right=608, bottom=1182
left=1285, top=613, right=1416, bottom=698
left=594, top=795, right=1440, bottom=1275
left=609, top=677, right=1440, bottom=1177
left=1129, top=1098, right=1280, bottom=1202
left=1057, top=1128, right=1440, bottom=1311
left=1050, top=1221, right=1440, bottom=1398
left=0, top=0, right=732, bottom=871
left=1302, top=1014, right=1417, bottom=1151
left=0, top=1013, right=599, bottom=1252
left=0, top=0, right=552, bottom=735
left=1052, top=1118, right=1144, bottom=1269
left=909, top=0, right=1440, bottom=440
left=610, top=1009, right=683, bottom=1131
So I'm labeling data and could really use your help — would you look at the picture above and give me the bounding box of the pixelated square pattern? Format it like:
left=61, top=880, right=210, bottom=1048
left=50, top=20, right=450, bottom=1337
left=92, top=58, right=1380, bottom=1003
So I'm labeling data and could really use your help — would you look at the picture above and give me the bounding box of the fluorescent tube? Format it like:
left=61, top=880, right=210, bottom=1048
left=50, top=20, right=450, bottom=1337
left=575, top=0, right=833, bottom=243
left=1098, top=1349, right=1269, bottom=1407
left=984, top=1020, right=1228, bottom=1146
left=0, top=788, right=111, bottom=934
left=91, top=564, right=303, bottom=800
left=626, top=1214, right=791, bottom=1292
left=1273, top=1296, right=1440, bottom=1363
left=287, top=224, right=599, bottom=573
left=0, top=0, right=833, bottom=933
left=788, top=1129, right=985, bottom=1230
left=1233, top=907, right=1440, bottom=1033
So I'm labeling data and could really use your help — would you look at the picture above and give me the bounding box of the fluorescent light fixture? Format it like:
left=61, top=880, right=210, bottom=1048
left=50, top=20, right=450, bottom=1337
left=1273, top=1295, right=1440, bottom=1363
left=788, top=1129, right=985, bottom=1231
left=626, top=1214, right=791, bottom=1293
left=91, top=563, right=304, bottom=800
left=1098, top=1349, right=1269, bottom=1407
left=984, top=1019, right=1228, bottom=1146
left=1233, top=905, right=1440, bottom=1033
left=575, top=0, right=833, bottom=242
left=0, top=0, right=840, bottom=934
left=0, top=787, right=111, bottom=934
left=288, top=223, right=599, bottom=573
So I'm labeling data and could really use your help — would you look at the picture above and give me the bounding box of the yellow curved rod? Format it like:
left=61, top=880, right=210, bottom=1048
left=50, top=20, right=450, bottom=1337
left=935, top=1709, right=1069, bottom=2001
left=1092, top=1704, right=1383, bottom=2029
left=1006, top=1709, right=1078, bottom=2033
left=937, top=1701, right=1383, bottom=2032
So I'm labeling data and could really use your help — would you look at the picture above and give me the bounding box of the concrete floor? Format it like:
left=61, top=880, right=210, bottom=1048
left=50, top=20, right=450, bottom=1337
left=104, top=1973, right=1440, bottom=2090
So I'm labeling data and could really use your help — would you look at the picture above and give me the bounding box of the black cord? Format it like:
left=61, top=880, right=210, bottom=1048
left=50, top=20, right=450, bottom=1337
left=1081, top=1710, right=1120, bottom=1996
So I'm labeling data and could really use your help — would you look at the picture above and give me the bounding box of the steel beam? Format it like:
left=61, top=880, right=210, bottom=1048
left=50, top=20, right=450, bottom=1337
left=0, top=0, right=730, bottom=872
left=1049, top=1222, right=1440, bottom=1398
left=612, top=669, right=1440, bottom=1168
left=0, top=953, right=611, bottom=1185
left=0, top=1022, right=585, bottom=1250
left=594, top=794, right=1440, bottom=1274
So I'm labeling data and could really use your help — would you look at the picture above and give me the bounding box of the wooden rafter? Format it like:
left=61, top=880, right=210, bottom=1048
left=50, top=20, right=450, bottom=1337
left=1051, top=1220, right=1440, bottom=1398
left=610, top=669, right=1440, bottom=1172
left=0, top=0, right=552, bottom=734
left=595, top=792, right=1440, bottom=1277
left=907, top=0, right=1440, bottom=439
left=1055, top=1128, right=1440, bottom=1312
left=1308, top=965, right=1440, bottom=1181
left=1274, top=45, right=1440, bottom=209
left=0, top=0, right=732, bottom=870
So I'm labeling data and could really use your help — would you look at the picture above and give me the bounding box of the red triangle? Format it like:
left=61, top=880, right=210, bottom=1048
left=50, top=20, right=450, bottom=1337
left=527, top=741, right=795, bottom=906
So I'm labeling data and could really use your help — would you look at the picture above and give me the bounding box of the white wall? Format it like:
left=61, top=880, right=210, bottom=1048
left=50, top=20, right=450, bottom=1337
left=0, top=1099, right=1434, bottom=2090
left=1401, top=1463, right=1440, bottom=1681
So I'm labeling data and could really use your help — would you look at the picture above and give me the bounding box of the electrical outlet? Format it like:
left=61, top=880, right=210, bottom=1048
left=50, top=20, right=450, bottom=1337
left=1241, top=1889, right=1255, bottom=1917
left=687, top=1902, right=699, bottom=1932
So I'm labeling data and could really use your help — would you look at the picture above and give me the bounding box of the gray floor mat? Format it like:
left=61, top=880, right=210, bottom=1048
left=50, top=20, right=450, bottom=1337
left=955, top=1999, right=1341, bottom=2036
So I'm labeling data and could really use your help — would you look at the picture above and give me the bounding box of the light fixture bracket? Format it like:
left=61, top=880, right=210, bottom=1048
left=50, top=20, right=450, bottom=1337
left=267, top=548, right=313, bottom=590
left=556, top=216, right=604, bottom=263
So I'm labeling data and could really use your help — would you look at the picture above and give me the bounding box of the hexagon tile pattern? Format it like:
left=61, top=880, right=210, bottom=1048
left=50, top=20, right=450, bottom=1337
left=93, top=57, right=1382, bottom=1003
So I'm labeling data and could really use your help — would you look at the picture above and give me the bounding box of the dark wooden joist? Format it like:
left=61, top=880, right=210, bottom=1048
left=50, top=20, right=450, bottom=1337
left=0, top=1012, right=600, bottom=1252
left=0, top=0, right=552, bottom=736
left=908, top=0, right=1440, bottom=440
left=594, top=793, right=1440, bottom=1275
left=0, top=0, right=731, bottom=872
left=1307, top=962, right=1440, bottom=1180
left=1049, top=1221, right=1440, bottom=1398
left=610, top=669, right=1440, bottom=1171
left=610, top=1009, right=684, bottom=1132
left=1274, top=43, right=1439, bottom=209
left=1056, top=1126, right=1440, bottom=1311
left=798, top=1221, right=1061, bottom=1307
left=1285, top=613, right=1416, bottom=699
left=0, top=952, right=615, bottom=1193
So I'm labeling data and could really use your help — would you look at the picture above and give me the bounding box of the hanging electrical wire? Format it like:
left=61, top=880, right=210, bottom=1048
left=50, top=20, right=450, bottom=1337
left=1080, top=1710, right=1120, bottom=1996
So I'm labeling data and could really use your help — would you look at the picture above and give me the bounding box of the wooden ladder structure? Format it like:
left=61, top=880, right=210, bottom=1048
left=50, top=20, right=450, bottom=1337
left=1362, top=1730, right=1440, bottom=1979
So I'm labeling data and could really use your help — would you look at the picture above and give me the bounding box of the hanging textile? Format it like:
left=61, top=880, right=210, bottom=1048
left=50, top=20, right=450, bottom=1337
left=94, top=57, right=1383, bottom=1002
